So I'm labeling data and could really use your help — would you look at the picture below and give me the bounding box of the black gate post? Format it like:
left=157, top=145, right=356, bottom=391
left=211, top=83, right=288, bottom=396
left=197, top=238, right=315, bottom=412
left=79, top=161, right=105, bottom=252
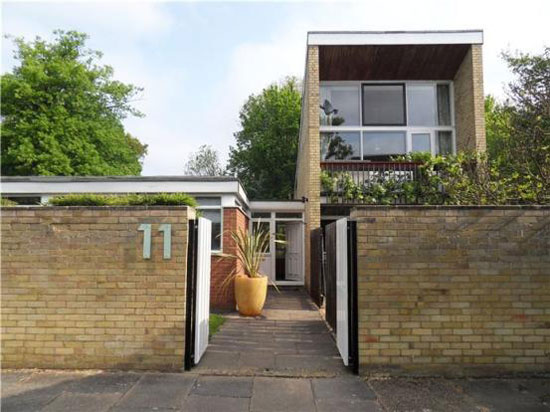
left=310, top=228, right=323, bottom=307
left=347, top=220, right=359, bottom=374
left=184, top=220, right=198, bottom=370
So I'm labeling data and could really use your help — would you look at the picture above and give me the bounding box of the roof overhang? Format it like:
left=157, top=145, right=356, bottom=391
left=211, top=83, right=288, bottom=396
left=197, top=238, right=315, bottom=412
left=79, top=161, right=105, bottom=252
left=308, top=30, right=483, bottom=46
left=250, top=201, right=305, bottom=213
left=1, top=176, right=250, bottom=207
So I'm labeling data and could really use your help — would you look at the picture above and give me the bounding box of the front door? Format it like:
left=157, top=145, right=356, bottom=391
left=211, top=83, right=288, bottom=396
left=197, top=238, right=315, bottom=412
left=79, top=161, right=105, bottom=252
left=252, top=216, right=304, bottom=285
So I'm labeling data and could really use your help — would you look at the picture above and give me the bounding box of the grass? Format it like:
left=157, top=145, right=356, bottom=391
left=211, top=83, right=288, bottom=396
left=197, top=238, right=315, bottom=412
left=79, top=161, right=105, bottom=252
left=209, top=314, right=226, bottom=338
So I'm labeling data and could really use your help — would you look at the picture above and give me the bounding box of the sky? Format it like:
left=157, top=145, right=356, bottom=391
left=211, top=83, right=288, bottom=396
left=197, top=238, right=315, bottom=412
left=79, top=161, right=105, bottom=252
left=2, top=0, right=549, bottom=175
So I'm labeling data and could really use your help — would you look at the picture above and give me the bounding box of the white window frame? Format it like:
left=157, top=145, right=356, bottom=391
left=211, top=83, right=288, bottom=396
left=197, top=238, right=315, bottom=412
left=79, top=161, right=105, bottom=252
left=319, top=80, right=456, bottom=158
left=196, top=196, right=223, bottom=253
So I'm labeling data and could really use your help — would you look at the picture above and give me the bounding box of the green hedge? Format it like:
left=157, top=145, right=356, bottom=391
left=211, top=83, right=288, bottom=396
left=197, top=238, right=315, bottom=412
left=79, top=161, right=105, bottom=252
left=47, top=193, right=197, bottom=207
left=1, top=198, right=18, bottom=206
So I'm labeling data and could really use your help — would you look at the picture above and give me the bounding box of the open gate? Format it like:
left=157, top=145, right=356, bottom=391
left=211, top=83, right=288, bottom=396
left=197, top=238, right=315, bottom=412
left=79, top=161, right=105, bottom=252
left=324, top=218, right=358, bottom=373
left=184, top=217, right=212, bottom=369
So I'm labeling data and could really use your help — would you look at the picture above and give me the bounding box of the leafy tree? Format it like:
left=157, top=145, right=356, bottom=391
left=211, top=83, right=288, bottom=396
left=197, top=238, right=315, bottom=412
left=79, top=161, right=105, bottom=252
left=227, top=77, right=301, bottom=199
left=184, top=144, right=224, bottom=176
left=485, top=95, right=511, bottom=165
left=1, top=30, right=147, bottom=176
left=495, top=48, right=550, bottom=203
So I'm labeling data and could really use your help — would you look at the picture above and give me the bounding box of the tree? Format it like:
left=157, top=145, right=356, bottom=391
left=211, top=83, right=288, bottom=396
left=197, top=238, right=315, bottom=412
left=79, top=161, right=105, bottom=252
left=1, top=30, right=148, bottom=176
left=490, top=48, right=550, bottom=203
left=184, top=145, right=224, bottom=176
left=485, top=95, right=511, bottom=165
left=227, top=77, right=301, bottom=199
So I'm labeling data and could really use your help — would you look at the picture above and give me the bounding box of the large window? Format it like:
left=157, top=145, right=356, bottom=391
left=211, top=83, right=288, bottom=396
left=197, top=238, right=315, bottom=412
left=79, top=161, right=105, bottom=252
left=196, top=196, right=222, bottom=251
left=319, top=86, right=360, bottom=126
left=362, top=84, right=406, bottom=126
left=363, top=131, right=406, bottom=158
left=321, top=132, right=361, bottom=160
left=319, top=81, right=455, bottom=159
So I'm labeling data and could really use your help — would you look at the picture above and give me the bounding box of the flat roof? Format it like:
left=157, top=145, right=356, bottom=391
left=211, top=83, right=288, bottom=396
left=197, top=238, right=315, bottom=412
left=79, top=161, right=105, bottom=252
left=1, top=175, right=239, bottom=183
left=1, top=175, right=249, bottom=206
left=308, top=30, right=483, bottom=46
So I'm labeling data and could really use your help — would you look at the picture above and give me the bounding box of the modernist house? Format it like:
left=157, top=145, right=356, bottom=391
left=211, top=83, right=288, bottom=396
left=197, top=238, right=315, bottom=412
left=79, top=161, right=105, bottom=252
left=2, top=30, right=486, bottom=307
left=294, top=30, right=486, bottom=292
left=1, top=176, right=306, bottom=309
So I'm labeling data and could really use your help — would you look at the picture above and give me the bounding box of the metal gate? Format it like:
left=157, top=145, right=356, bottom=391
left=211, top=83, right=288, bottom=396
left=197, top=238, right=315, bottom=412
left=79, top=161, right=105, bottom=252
left=324, top=218, right=358, bottom=373
left=184, top=217, right=212, bottom=369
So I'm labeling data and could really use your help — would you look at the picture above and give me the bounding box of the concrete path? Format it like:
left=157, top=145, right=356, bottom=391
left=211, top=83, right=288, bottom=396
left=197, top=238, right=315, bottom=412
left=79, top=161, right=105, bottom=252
left=195, top=287, right=348, bottom=377
left=3, top=370, right=549, bottom=411
left=1, top=371, right=380, bottom=412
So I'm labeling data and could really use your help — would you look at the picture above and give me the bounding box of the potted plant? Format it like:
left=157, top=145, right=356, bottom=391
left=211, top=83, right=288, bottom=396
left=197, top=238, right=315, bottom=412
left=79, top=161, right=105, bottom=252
left=221, top=225, right=279, bottom=316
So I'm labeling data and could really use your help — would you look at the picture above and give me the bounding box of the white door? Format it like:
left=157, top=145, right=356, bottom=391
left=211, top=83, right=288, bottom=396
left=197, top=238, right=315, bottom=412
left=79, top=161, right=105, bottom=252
left=285, top=222, right=303, bottom=282
left=335, top=218, right=349, bottom=366
left=194, top=217, right=211, bottom=365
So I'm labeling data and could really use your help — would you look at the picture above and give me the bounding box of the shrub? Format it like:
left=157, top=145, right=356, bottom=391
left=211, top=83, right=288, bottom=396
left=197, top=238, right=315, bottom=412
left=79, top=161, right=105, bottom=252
left=1, top=198, right=18, bottom=206
left=47, top=193, right=197, bottom=207
left=321, top=152, right=549, bottom=206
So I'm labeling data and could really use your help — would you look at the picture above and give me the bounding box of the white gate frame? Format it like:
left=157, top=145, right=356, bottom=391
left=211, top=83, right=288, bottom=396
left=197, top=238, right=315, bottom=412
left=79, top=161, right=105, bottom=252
left=335, top=218, right=349, bottom=366
left=194, top=217, right=212, bottom=364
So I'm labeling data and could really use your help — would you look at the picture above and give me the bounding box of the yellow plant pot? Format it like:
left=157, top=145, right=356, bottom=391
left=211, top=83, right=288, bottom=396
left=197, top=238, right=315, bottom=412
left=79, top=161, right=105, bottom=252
left=234, top=275, right=268, bottom=316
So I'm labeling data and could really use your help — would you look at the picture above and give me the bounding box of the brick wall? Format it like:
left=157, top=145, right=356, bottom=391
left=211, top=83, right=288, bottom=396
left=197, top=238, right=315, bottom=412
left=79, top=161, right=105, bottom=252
left=1, top=206, right=192, bottom=371
left=295, top=45, right=321, bottom=293
left=210, top=207, right=249, bottom=309
left=454, top=45, right=486, bottom=153
left=351, top=206, right=550, bottom=376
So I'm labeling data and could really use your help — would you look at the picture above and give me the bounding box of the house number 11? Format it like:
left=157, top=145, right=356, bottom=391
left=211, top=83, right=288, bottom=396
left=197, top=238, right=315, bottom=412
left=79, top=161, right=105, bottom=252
left=138, top=224, right=172, bottom=259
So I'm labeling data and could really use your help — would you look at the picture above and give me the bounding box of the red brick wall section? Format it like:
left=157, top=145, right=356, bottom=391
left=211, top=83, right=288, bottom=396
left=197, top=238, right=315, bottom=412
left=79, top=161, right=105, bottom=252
left=210, top=208, right=249, bottom=309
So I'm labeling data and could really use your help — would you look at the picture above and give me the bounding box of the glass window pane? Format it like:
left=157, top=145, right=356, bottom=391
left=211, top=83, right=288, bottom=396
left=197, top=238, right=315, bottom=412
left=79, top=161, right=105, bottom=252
left=200, top=209, right=221, bottom=250
left=407, top=85, right=436, bottom=126
left=275, top=212, right=302, bottom=219
left=412, top=133, right=431, bottom=153
left=319, top=86, right=360, bottom=126
left=362, top=84, right=405, bottom=125
left=320, top=132, right=361, bottom=160
left=437, top=131, right=453, bottom=155
left=253, top=221, right=270, bottom=236
left=195, top=197, right=221, bottom=206
left=252, top=212, right=271, bottom=219
left=363, top=131, right=406, bottom=158
left=437, top=84, right=451, bottom=125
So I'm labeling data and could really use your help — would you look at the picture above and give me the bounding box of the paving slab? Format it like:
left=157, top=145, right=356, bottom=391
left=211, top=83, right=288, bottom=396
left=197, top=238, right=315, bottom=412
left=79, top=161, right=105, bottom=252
left=65, top=372, right=141, bottom=394
left=194, top=350, right=240, bottom=371
left=315, top=398, right=382, bottom=412
left=42, top=392, right=121, bottom=412
left=191, top=376, right=253, bottom=398
left=251, top=377, right=315, bottom=412
left=113, top=373, right=195, bottom=410
left=183, top=394, right=250, bottom=412
left=312, top=376, right=377, bottom=400
left=0, top=372, right=79, bottom=412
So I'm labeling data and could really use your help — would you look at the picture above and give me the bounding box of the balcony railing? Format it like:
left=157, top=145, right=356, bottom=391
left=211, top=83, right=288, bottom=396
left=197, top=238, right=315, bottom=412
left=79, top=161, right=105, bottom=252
left=320, top=160, right=425, bottom=204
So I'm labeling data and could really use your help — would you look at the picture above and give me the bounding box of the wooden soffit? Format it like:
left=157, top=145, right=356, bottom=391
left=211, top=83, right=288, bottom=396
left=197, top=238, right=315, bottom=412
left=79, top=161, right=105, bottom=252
left=319, top=44, right=470, bottom=81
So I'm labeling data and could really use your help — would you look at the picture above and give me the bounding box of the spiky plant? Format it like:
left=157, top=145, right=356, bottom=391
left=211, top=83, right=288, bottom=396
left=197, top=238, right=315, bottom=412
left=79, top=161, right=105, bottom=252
left=220, top=224, right=282, bottom=290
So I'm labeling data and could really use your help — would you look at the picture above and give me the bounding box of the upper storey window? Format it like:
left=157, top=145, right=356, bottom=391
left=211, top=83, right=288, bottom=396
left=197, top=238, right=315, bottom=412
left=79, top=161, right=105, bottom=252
left=320, top=86, right=360, bottom=126
left=362, top=84, right=406, bottom=126
left=320, top=81, right=455, bottom=158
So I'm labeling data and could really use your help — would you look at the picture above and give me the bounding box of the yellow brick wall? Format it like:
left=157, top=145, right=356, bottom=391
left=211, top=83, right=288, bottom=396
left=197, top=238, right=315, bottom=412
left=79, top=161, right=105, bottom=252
left=295, top=45, right=321, bottom=292
left=351, top=206, right=550, bottom=376
left=454, top=45, right=486, bottom=152
left=1, top=206, right=191, bottom=371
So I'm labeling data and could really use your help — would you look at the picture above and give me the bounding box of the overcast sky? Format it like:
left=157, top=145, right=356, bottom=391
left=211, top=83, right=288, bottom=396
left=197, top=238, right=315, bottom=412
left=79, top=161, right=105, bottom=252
left=2, top=0, right=549, bottom=175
